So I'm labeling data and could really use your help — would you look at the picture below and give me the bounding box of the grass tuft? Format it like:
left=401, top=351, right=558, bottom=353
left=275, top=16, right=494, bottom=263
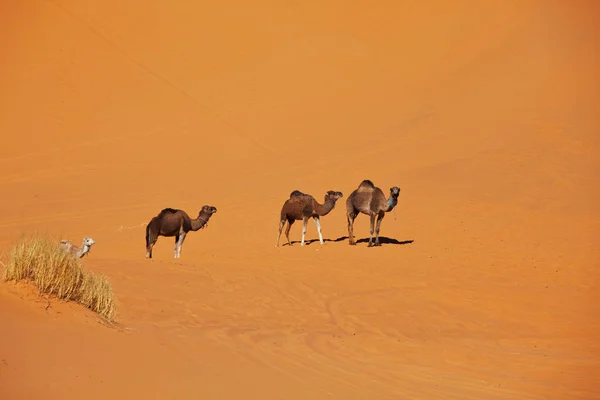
left=1, top=233, right=116, bottom=321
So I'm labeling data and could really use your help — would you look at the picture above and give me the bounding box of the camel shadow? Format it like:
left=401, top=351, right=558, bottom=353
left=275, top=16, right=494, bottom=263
left=286, top=238, right=332, bottom=246
left=333, top=236, right=413, bottom=246
left=286, top=237, right=413, bottom=246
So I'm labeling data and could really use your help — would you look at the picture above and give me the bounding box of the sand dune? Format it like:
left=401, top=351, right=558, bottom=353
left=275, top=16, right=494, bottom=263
left=1, top=1, right=598, bottom=399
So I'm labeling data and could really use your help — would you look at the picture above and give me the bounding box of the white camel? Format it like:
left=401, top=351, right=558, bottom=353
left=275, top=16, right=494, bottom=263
left=59, top=237, right=95, bottom=258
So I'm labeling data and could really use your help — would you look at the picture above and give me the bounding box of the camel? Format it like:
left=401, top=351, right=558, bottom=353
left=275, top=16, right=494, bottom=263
left=276, top=189, right=343, bottom=247
left=145, top=205, right=217, bottom=259
left=59, top=237, right=95, bottom=258
left=346, top=179, right=400, bottom=247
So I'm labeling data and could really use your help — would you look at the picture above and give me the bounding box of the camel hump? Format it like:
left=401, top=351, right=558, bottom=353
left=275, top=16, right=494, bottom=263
left=358, top=179, right=375, bottom=190
left=157, top=208, right=180, bottom=217
left=290, top=190, right=307, bottom=198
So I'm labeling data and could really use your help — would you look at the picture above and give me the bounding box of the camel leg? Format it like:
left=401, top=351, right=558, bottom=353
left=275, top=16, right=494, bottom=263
left=146, top=232, right=157, bottom=259
left=347, top=211, right=357, bottom=245
left=368, top=213, right=376, bottom=247
left=175, top=231, right=187, bottom=258
left=146, top=243, right=154, bottom=258
left=173, top=234, right=180, bottom=258
left=301, top=217, right=308, bottom=246
left=285, top=218, right=294, bottom=246
left=276, top=219, right=286, bottom=247
left=374, top=211, right=385, bottom=246
left=314, top=216, right=324, bottom=244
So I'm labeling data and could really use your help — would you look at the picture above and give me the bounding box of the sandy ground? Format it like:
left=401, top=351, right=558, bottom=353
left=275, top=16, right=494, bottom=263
left=1, top=1, right=599, bottom=399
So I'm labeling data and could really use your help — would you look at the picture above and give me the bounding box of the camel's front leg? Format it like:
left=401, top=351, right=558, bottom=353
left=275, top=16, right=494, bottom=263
left=301, top=217, right=308, bottom=246
left=174, top=234, right=180, bottom=258
left=368, top=213, right=376, bottom=247
left=313, top=216, right=324, bottom=244
left=347, top=212, right=357, bottom=245
left=175, top=231, right=187, bottom=258
left=374, top=211, right=385, bottom=246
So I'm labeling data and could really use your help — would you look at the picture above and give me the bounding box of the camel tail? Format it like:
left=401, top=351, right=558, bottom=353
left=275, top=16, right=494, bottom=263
left=145, top=222, right=151, bottom=248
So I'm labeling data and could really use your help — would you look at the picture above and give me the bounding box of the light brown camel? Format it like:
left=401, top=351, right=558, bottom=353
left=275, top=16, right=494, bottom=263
left=277, top=190, right=343, bottom=247
left=59, top=237, right=95, bottom=258
left=346, top=179, right=400, bottom=247
left=145, top=206, right=217, bottom=259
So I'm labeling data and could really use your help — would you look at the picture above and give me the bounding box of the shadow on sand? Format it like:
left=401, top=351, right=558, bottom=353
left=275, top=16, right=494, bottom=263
left=285, top=237, right=414, bottom=246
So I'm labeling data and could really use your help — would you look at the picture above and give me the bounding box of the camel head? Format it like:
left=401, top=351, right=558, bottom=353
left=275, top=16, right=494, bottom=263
left=199, top=205, right=218, bottom=217
left=388, top=186, right=400, bottom=205
left=325, top=190, right=344, bottom=203
left=81, top=237, right=95, bottom=256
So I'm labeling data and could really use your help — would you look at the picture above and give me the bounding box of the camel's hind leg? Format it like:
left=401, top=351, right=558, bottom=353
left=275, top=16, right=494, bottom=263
left=374, top=211, right=385, bottom=246
left=313, top=216, right=324, bottom=245
left=146, top=243, right=155, bottom=259
left=367, top=213, right=376, bottom=247
left=347, top=210, right=357, bottom=245
left=276, top=218, right=286, bottom=247
left=301, top=217, right=309, bottom=246
left=284, top=218, right=294, bottom=246
left=145, top=227, right=158, bottom=258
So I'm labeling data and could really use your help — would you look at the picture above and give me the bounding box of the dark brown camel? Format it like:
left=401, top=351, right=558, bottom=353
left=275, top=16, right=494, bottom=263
left=145, top=206, right=217, bottom=259
left=277, top=190, right=343, bottom=247
left=346, top=180, right=400, bottom=247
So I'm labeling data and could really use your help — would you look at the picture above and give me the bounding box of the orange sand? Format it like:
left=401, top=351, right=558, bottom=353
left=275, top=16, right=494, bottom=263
left=1, top=1, right=599, bottom=399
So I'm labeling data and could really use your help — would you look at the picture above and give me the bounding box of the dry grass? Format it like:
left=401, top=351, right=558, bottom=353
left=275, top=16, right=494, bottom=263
left=1, top=233, right=116, bottom=321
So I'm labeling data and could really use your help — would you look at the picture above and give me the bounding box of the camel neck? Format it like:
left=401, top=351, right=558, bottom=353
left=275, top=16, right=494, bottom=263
left=78, top=245, right=90, bottom=257
left=387, top=197, right=397, bottom=211
left=191, top=215, right=209, bottom=231
left=315, top=200, right=335, bottom=216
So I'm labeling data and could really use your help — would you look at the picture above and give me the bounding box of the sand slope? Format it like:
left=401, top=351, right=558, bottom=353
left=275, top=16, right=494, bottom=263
left=1, top=1, right=599, bottom=398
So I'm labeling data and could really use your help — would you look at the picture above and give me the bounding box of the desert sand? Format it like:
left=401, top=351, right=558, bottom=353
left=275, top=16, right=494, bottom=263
left=1, top=1, right=599, bottom=399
